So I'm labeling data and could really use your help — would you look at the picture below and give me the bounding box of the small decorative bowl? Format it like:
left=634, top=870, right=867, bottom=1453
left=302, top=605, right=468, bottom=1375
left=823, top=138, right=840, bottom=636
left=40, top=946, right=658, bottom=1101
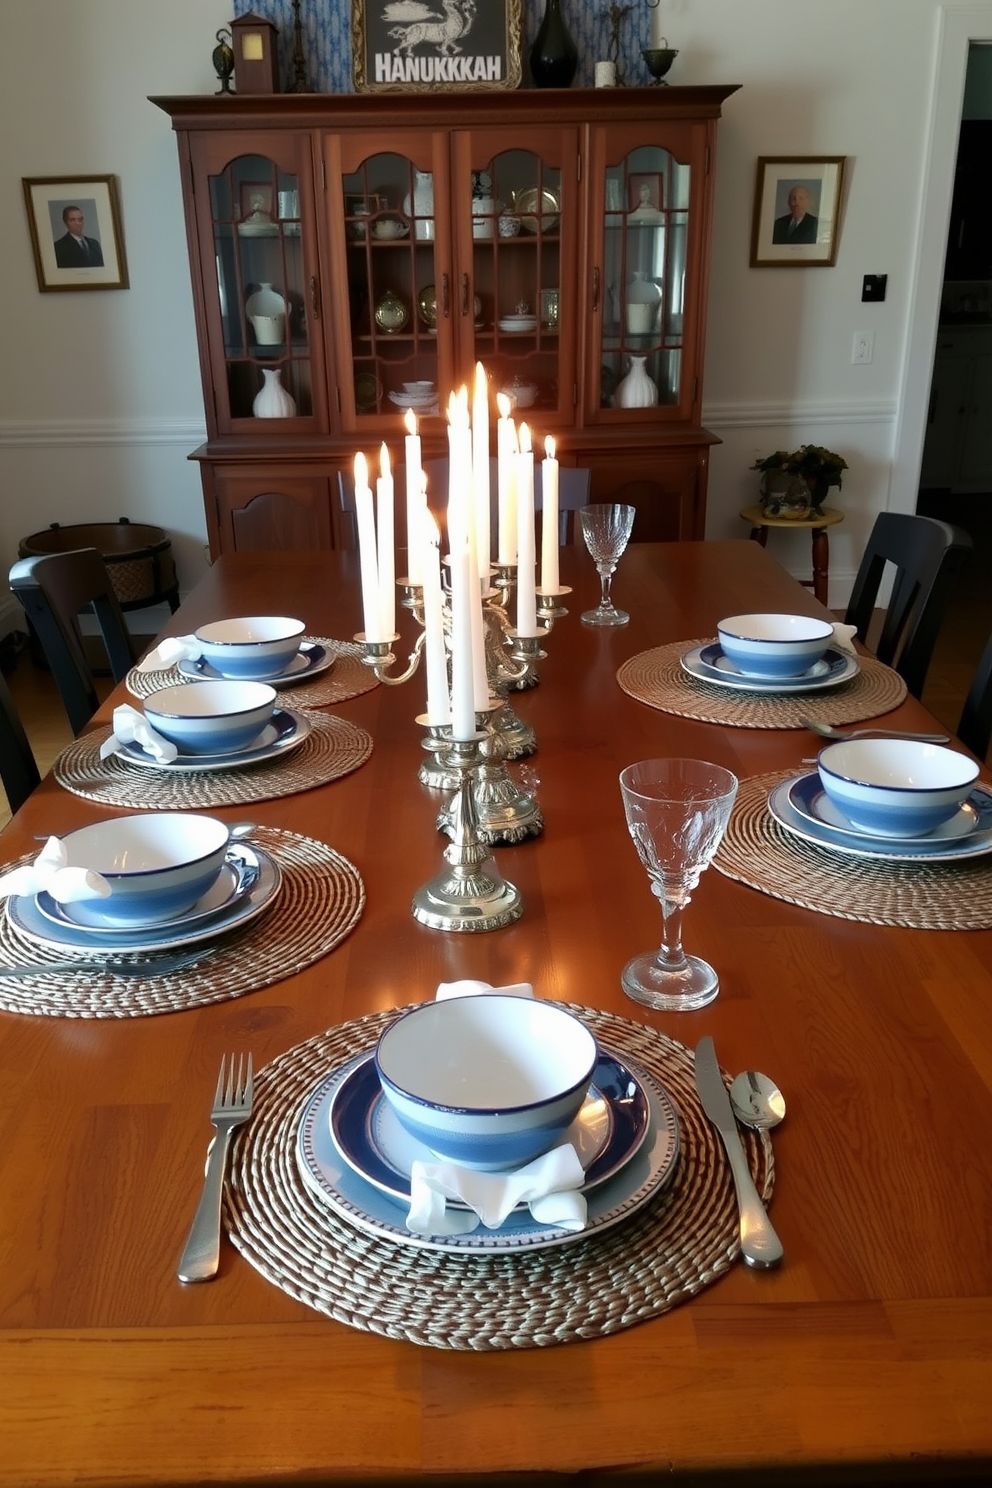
left=374, top=996, right=598, bottom=1171
left=194, top=616, right=305, bottom=679
left=500, top=379, right=539, bottom=409
left=144, top=680, right=276, bottom=756
left=498, top=211, right=521, bottom=238
left=816, top=739, right=980, bottom=838
left=59, top=813, right=230, bottom=926
left=717, top=613, right=835, bottom=679
left=372, top=217, right=409, bottom=241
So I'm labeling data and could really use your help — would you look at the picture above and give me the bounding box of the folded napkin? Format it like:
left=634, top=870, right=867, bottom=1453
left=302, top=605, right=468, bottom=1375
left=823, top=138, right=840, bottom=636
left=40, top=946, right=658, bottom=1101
left=831, top=622, right=859, bottom=656
left=402, top=976, right=587, bottom=1236
left=407, top=1143, right=587, bottom=1236
left=136, top=634, right=203, bottom=673
left=0, top=836, right=111, bottom=904
left=99, top=704, right=178, bottom=764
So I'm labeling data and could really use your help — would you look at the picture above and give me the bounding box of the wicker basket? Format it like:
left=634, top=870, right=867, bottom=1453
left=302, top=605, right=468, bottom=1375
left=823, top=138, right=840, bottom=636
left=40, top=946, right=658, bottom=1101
left=18, top=519, right=179, bottom=613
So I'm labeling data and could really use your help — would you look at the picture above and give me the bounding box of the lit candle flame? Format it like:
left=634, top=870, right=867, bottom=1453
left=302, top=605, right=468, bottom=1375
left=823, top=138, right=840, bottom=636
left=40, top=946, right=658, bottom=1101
left=545, top=434, right=556, bottom=459
left=496, top=392, right=512, bottom=420
left=380, top=441, right=391, bottom=477
left=404, top=407, right=417, bottom=436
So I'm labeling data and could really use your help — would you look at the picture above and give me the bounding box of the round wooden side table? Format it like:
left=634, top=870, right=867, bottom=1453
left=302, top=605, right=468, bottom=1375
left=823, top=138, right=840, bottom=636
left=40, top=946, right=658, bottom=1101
left=739, top=505, right=844, bottom=606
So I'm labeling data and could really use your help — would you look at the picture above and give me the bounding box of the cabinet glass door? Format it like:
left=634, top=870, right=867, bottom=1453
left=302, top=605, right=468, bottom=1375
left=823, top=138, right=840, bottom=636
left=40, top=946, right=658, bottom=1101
left=208, top=153, right=314, bottom=422
left=340, top=151, right=446, bottom=424
left=600, top=145, right=689, bottom=412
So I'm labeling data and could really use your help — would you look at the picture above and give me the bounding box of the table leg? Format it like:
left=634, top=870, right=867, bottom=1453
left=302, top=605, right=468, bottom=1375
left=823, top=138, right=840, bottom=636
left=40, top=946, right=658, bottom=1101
left=811, top=528, right=829, bottom=605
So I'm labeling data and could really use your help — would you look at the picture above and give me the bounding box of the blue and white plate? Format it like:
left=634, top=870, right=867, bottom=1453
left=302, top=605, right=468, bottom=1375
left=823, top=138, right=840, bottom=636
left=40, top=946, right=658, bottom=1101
left=296, top=1047, right=680, bottom=1254
left=769, top=773, right=992, bottom=862
left=681, top=643, right=859, bottom=694
left=8, top=845, right=281, bottom=954
left=177, top=640, right=335, bottom=688
left=787, top=772, right=987, bottom=846
left=114, top=708, right=309, bottom=773
left=326, top=1048, right=651, bottom=1208
left=35, top=847, right=262, bottom=935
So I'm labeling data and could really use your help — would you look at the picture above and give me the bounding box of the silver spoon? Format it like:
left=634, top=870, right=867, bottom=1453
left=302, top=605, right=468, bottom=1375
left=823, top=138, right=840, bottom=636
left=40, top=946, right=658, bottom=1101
left=800, top=720, right=949, bottom=744
left=729, top=1070, right=786, bottom=1130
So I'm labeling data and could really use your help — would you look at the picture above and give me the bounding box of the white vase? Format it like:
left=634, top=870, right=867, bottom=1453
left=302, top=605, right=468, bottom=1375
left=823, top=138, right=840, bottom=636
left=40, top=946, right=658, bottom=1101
left=626, top=271, right=662, bottom=335
left=616, top=356, right=658, bottom=409
left=403, top=171, right=435, bottom=241
left=253, top=367, right=296, bottom=418
left=245, top=281, right=286, bottom=319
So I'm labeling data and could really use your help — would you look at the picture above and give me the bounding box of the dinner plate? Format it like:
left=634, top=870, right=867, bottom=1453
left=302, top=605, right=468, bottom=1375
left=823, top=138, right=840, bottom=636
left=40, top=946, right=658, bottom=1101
left=177, top=641, right=335, bottom=688
left=681, top=643, right=859, bottom=694
left=296, top=1048, right=679, bottom=1254
left=787, top=771, right=985, bottom=845
left=768, top=774, right=992, bottom=862
left=325, top=1046, right=651, bottom=1207
left=498, top=317, right=537, bottom=333
left=387, top=392, right=438, bottom=413
left=35, top=847, right=262, bottom=935
left=113, top=708, right=310, bottom=772
left=8, top=844, right=281, bottom=954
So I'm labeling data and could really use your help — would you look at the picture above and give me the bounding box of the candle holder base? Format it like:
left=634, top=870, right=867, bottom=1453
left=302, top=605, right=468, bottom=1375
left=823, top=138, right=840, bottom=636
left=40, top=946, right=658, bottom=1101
left=413, top=732, right=522, bottom=932
left=537, top=585, right=572, bottom=622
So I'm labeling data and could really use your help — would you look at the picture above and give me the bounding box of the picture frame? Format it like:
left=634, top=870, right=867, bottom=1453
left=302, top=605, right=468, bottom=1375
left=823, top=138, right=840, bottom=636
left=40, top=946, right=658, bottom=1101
left=22, top=174, right=128, bottom=292
left=239, top=181, right=275, bottom=223
left=750, top=157, right=846, bottom=267
left=352, top=0, right=522, bottom=93
left=628, top=172, right=664, bottom=216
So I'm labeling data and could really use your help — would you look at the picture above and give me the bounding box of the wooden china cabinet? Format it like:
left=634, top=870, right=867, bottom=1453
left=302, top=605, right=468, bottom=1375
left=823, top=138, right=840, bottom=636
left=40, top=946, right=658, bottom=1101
left=152, top=86, right=738, bottom=557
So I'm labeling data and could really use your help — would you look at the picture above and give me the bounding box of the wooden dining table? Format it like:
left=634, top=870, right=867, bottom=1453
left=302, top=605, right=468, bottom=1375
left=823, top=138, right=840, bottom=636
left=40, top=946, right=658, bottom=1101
left=2, top=540, right=991, bottom=1486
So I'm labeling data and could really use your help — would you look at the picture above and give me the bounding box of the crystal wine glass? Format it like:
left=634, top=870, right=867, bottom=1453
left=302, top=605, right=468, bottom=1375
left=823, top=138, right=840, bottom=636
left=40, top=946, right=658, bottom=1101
left=619, top=758, right=739, bottom=1011
left=580, top=504, right=635, bottom=626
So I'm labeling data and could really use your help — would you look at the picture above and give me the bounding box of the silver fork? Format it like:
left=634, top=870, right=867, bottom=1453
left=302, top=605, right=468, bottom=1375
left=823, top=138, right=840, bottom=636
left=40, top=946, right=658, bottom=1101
left=177, top=1053, right=253, bottom=1284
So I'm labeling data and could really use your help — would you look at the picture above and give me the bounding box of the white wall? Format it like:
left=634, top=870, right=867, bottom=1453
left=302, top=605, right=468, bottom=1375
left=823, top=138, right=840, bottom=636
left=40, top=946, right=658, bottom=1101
left=0, top=0, right=988, bottom=618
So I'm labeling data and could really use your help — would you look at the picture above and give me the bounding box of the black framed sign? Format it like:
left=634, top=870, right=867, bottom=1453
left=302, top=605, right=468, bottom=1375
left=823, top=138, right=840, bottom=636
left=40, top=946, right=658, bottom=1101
left=353, top=0, right=522, bottom=92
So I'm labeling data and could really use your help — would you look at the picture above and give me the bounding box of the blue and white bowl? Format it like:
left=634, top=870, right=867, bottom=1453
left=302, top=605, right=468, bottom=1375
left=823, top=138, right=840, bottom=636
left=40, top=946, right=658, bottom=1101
left=717, top=613, right=835, bottom=679
left=194, top=616, right=306, bottom=680
left=817, top=739, right=980, bottom=838
left=144, top=680, right=276, bottom=755
left=60, top=813, right=230, bottom=926
left=374, top=996, right=599, bottom=1172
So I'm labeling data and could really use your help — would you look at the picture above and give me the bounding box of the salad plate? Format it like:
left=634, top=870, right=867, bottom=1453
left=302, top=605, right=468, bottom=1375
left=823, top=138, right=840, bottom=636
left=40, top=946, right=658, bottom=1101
left=768, top=774, right=992, bottom=862
left=8, top=845, right=281, bottom=954
left=325, top=1046, right=651, bottom=1207
left=114, top=708, right=310, bottom=772
left=787, top=771, right=987, bottom=845
left=296, top=1049, right=679, bottom=1254
left=177, top=640, right=335, bottom=688
left=681, top=643, right=858, bottom=694
left=35, top=847, right=262, bottom=935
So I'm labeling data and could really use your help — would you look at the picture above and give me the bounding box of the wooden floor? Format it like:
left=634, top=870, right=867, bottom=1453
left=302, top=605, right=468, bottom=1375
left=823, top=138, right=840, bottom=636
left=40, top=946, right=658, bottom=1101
left=1, top=514, right=988, bottom=831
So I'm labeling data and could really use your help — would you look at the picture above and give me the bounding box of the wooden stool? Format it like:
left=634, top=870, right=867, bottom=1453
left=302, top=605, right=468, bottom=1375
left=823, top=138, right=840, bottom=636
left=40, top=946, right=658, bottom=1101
left=739, top=505, right=844, bottom=606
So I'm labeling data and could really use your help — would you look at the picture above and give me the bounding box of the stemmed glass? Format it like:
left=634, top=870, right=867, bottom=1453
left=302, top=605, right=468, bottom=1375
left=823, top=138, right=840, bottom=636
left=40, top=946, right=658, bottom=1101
left=580, top=504, right=635, bottom=626
left=619, top=758, right=739, bottom=1011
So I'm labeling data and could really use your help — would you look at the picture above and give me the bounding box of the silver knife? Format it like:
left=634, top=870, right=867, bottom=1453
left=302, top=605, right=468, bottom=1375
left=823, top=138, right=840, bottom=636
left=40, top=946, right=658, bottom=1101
left=694, top=1036, right=784, bottom=1269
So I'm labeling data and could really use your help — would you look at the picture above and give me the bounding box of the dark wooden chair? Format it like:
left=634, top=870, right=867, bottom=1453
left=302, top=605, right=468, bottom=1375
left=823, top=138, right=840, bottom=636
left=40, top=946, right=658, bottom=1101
left=0, top=670, right=41, bottom=815
left=8, top=548, right=139, bottom=736
left=844, top=513, right=973, bottom=698
left=957, top=628, right=992, bottom=761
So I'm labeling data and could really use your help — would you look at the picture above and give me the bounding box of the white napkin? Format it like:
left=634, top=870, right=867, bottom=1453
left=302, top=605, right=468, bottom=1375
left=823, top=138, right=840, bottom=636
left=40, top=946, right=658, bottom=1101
left=0, top=836, right=111, bottom=904
left=136, top=634, right=203, bottom=673
left=403, top=977, right=588, bottom=1236
left=407, top=1143, right=587, bottom=1236
left=831, top=622, right=859, bottom=656
left=99, top=704, right=178, bottom=764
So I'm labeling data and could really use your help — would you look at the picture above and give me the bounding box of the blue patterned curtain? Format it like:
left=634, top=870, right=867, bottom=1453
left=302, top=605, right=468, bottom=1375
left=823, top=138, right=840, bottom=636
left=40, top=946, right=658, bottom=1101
left=231, top=1, right=658, bottom=93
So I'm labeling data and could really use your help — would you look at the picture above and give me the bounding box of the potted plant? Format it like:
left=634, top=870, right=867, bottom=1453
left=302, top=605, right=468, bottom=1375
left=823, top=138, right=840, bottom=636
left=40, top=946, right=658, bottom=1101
left=750, top=445, right=848, bottom=518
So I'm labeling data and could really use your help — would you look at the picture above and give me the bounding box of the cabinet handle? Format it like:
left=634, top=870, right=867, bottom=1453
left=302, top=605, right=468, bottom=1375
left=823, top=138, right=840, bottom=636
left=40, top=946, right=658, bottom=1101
left=592, top=267, right=600, bottom=313
left=309, top=276, right=320, bottom=321
left=441, top=273, right=450, bottom=319
left=461, top=272, right=470, bottom=318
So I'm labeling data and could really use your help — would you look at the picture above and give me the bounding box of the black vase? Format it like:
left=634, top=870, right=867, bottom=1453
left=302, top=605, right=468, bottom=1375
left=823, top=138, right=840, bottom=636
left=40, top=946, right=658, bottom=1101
left=529, top=0, right=578, bottom=89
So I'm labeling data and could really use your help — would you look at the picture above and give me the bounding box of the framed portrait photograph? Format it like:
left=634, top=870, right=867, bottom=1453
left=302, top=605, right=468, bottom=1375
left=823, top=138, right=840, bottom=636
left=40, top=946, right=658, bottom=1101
left=353, top=0, right=522, bottom=93
left=22, top=175, right=128, bottom=292
left=750, top=157, right=846, bottom=267
left=628, top=172, right=664, bottom=216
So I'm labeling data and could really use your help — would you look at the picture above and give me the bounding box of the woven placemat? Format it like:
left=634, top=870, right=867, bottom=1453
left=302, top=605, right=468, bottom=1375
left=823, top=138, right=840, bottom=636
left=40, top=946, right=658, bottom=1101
left=714, top=770, right=992, bottom=929
left=0, top=826, right=364, bottom=1018
left=224, top=1006, right=774, bottom=1351
left=52, top=711, right=372, bottom=810
left=127, top=639, right=378, bottom=710
left=617, top=640, right=907, bottom=729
